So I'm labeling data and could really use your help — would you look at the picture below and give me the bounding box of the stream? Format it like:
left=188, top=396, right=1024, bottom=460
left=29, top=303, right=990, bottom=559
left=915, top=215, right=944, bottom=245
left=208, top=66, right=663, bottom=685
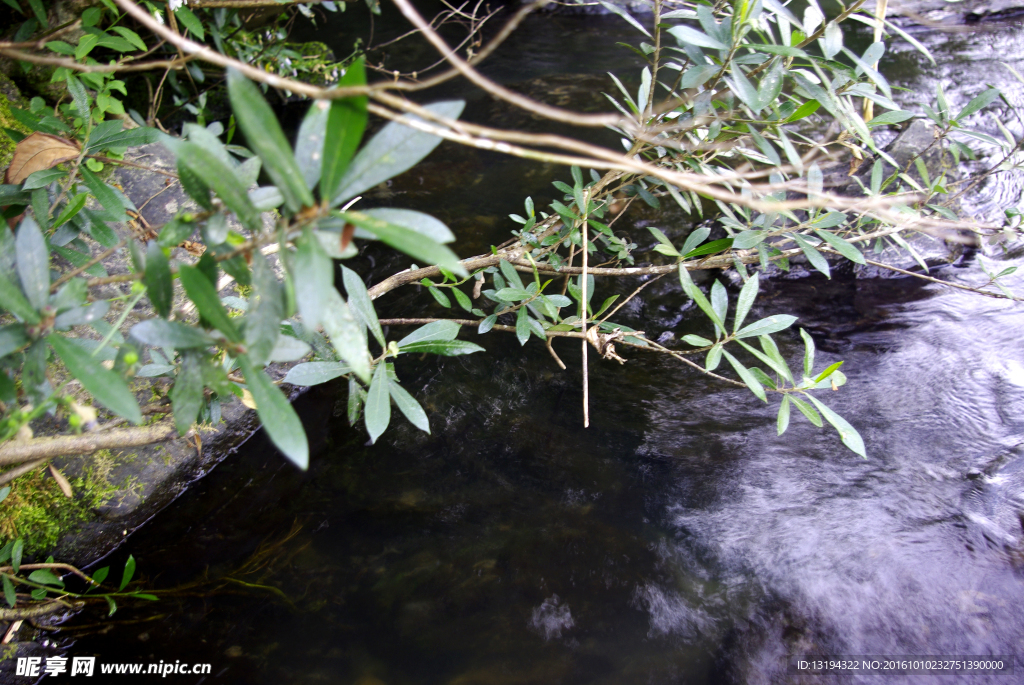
left=26, top=5, right=1024, bottom=684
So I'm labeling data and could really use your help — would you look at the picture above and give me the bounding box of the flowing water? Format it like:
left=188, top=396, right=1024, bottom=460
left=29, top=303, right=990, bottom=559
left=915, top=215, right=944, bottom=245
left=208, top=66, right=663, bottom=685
left=25, top=7, right=1024, bottom=684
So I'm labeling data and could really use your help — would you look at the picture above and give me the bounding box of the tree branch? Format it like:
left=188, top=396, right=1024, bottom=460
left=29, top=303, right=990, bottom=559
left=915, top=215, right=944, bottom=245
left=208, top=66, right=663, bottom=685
left=0, top=421, right=180, bottom=467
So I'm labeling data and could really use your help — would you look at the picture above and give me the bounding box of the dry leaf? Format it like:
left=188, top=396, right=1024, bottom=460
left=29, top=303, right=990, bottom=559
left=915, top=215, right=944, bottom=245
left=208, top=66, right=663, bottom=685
left=179, top=240, right=206, bottom=256
left=5, top=132, right=81, bottom=185
left=240, top=388, right=257, bottom=409
left=340, top=223, right=356, bottom=252
left=48, top=464, right=74, bottom=498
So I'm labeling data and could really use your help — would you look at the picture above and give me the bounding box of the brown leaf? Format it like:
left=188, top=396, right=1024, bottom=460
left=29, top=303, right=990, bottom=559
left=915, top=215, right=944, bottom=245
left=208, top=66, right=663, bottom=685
left=340, top=223, right=356, bottom=252
left=48, top=463, right=74, bottom=498
left=179, top=240, right=206, bottom=256
left=5, top=132, right=81, bottom=185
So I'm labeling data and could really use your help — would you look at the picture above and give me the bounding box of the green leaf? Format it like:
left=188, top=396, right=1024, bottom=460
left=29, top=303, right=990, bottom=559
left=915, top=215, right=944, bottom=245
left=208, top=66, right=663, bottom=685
left=0, top=486, right=8, bottom=504
left=340, top=210, right=464, bottom=277
left=777, top=395, right=791, bottom=435
left=396, top=320, right=460, bottom=347
left=293, top=226, right=334, bottom=333
left=791, top=233, right=831, bottom=278
left=785, top=100, right=820, bottom=123
left=956, top=88, right=1001, bottom=122
left=389, top=380, right=430, bottom=433
left=177, top=143, right=262, bottom=234
left=342, top=265, right=384, bottom=348
left=80, top=166, right=127, bottom=223
left=227, top=69, right=314, bottom=213
left=176, top=158, right=213, bottom=211
left=735, top=314, right=797, bottom=339
left=516, top=306, right=530, bottom=346
left=679, top=265, right=726, bottom=332
left=130, top=319, right=214, bottom=349
left=174, top=6, right=204, bottom=40
left=814, top=229, right=865, bottom=265
left=178, top=265, right=241, bottom=343
left=757, top=59, right=785, bottom=110
left=499, top=260, right=525, bottom=290
left=733, top=272, right=759, bottom=333
left=428, top=286, right=451, bottom=308
left=245, top=253, right=284, bottom=366
left=866, top=110, right=914, bottom=127
left=668, top=25, right=728, bottom=50
left=710, top=279, right=728, bottom=337
left=283, top=361, right=351, bottom=386
left=399, top=340, right=484, bottom=356
left=682, top=334, right=713, bottom=346
left=684, top=238, right=733, bottom=258
left=27, top=568, right=63, bottom=588
left=706, top=342, right=723, bottom=370
left=478, top=315, right=497, bottom=334
left=142, top=241, right=172, bottom=318
left=85, top=126, right=160, bottom=152
left=807, top=395, right=867, bottom=457
left=90, top=566, right=109, bottom=586
left=679, top=64, right=719, bottom=89
left=598, top=0, right=651, bottom=36
left=11, top=540, right=23, bottom=574
left=53, top=193, right=87, bottom=228
left=364, top=363, right=391, bottom=444
left=238, top=355, right=309, bottom=468
left=800, top=327, right=815, bottom=377
left=321, top=288, right=371, bottom=383
left=332, top=100, right=465, bottom=205
left=452, top=288, right=472, bottom=311
left=361, top=208, right=455, bottom=244
left=171, top=352, right=204, bottom=435
left=494, top=287, right=530, bottom=302
left=106, top=596, right=117, bottom=616
left=15, top=216, right=49, bottom=312
left=27, top=0, right=47, bottom=27
left=2, top=575, right=14, bottom=608
left=814, top=360, right=844, bottom=383
left=49, top=334, right=142, bottom=423
left=728, top=67, right=762, bottom=113
left=320, top=58, right=368, bottom=201
left=119, top=555, right=136, bottom=591
left=22, top=168, right=64, bottom=191
left=295, top=100, right=330, bottom=191
left=110, top=25, right=147, bottom=51
left=723, top=350, right=767, bottom=402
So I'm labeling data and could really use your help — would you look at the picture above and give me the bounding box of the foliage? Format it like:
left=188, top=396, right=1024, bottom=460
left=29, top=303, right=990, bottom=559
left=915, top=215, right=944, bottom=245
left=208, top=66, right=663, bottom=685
left=0, top=0, right=1020, bottom=614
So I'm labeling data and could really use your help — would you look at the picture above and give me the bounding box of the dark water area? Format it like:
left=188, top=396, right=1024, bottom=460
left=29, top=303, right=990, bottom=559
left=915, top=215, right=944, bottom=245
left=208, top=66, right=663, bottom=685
left=24, top=8, right=1024, bottom=685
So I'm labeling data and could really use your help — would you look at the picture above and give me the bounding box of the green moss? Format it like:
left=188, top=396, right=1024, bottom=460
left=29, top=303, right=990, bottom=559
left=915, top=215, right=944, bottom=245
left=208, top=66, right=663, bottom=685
left=0, top=449, right=136, bottom=554
left=0, top=72, right=31, bottom=177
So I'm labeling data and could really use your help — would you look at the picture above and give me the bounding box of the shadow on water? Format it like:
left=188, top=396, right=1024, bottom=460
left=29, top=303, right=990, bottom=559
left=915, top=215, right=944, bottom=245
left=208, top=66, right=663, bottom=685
left=35, top=10, right=1024, bottom=685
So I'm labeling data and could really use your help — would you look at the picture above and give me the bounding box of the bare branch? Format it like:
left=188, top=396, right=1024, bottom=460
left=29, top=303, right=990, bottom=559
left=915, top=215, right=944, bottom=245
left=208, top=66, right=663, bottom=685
left=0, top=421, right=180, bottom=467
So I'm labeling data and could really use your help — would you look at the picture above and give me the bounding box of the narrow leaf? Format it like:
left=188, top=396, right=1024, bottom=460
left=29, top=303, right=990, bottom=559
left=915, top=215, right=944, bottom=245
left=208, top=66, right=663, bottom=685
left=342, top=265, right=384, bottom=347
left=48, top=334, right=142, bottom=423
left=178, top=266, right=242, bottom=343
left=332, top=100, right=465, bottom=205
left=364, top=363, right=391, bottom=444
left=807, top=395, right=867, bottom=457
left=238, top=355, right=309, bottom=468
left=777, top=395, right=791, bottom=435
left=389, top=380, right=430, bottom=433
left=227, top=69, right=314, bottom=213
left=15, top=216, right=49, bottom=311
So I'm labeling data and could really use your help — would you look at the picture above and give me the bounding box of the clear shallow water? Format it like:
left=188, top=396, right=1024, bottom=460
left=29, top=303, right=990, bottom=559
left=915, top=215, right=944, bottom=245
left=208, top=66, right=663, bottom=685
left=32, top=11, right=1024, bottom=685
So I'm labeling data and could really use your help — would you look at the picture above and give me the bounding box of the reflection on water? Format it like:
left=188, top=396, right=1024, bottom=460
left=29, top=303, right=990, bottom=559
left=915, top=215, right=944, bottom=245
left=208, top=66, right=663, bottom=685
left=45, top=11, right=1024, bottom=685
